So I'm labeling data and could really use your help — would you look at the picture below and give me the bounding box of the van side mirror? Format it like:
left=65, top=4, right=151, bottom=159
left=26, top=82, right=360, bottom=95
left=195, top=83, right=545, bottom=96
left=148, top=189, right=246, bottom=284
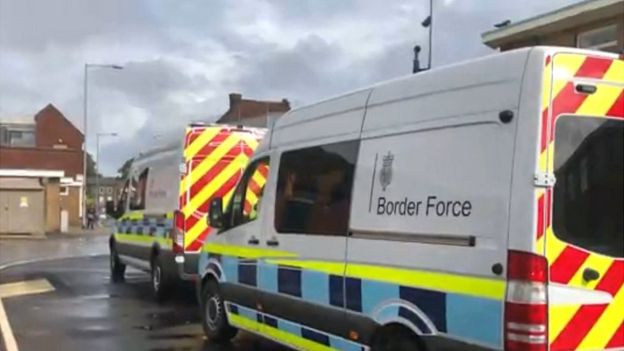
left=209, top=197, right=224, bottom=229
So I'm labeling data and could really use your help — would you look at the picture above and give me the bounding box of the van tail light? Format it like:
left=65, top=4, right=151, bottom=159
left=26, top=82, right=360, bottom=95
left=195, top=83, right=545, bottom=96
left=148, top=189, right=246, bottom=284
left=171, top=210, right=185, bottom=254
left=505, top=250, right=548, bottom=351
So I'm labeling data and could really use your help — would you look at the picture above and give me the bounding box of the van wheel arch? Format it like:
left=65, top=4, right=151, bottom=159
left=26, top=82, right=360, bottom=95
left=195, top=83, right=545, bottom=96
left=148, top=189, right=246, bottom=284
left=150, top=244, right=161, bottom=261
left=370, top=323, right=427, bottom=351
left=200, top=271, right=219, bottom=293
left=149, top=244, right=172, bottom=301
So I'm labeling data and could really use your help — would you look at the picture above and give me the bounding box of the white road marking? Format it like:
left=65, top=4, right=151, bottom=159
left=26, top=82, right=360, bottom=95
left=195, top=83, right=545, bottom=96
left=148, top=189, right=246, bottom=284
left=0, top=253, right=103, bottom=351
left=0, top=279, right=56, bottom=351
left=0, top=299, right=18, bottom=351
left=0, top=279, right=54, bottom=299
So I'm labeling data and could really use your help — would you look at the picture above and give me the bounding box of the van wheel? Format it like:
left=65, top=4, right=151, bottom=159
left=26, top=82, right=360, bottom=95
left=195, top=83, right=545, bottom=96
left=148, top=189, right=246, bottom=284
left=370, top=324, right=426, bottom=351
left=201, top=280, right=237, bottom=342
left=110, top=244, right=126, bottom=283
left=151, top=255, right=172, bottom=302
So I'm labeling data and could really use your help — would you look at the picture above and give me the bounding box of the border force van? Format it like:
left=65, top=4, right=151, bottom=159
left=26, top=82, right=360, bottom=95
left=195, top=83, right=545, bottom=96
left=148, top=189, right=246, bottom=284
left=197, top=47, right=623, bottom=351
left=109, top=123, right=266, bottom=300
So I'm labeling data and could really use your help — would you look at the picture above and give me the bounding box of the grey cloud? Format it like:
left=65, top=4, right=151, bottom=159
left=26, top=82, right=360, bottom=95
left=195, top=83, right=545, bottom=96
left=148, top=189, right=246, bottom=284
left=1, top=0, right=584, bottom=176
left=92, top=59, right=210, bottom=108
left=0, top=0, right=159, bottom=52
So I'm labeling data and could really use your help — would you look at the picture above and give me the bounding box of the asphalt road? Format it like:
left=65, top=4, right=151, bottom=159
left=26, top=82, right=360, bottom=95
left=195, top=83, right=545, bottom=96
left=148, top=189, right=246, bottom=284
left=0, top=256, right=291, bottom=351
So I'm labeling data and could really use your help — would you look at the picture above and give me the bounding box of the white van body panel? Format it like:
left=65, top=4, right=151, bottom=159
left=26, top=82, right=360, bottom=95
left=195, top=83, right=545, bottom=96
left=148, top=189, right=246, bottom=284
left=131, top=146, right=182, bottom=215
left=271, top=89, right=371, bottom=150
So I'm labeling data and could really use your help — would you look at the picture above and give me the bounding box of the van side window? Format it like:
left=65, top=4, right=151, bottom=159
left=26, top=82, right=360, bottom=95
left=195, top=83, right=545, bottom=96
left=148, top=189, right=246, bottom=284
left=129, top=168, right=149, bottom=211
left=118, top=179, right=130, bottom=213
left=230, top=158, right=270, bottom=227
left=275, top=140, right=358, bottom=236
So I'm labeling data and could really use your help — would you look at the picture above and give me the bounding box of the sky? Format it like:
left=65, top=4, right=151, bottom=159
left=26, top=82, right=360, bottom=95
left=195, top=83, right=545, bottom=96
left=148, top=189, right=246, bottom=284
left=0, top=0, right=581, bottom=175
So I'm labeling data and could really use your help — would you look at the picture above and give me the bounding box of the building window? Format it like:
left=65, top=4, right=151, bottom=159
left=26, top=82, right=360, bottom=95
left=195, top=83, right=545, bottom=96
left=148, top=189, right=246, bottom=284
left=60, top=186, right=69, bottom=196
left=106, top=187, right=113, bottom=195
left=0, top=128, right=36, bottom=147
left=99, top=187, right=105, bottom=194
left=274, top=140, right=359, bottom=236
left=577, top=24, right=619, bottom=52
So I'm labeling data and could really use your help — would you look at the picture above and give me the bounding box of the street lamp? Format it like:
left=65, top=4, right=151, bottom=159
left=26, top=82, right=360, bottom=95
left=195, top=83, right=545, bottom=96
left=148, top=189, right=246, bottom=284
left=82, top=63, right=123, bottom=228
left=95, top=132, right=118, bottom=222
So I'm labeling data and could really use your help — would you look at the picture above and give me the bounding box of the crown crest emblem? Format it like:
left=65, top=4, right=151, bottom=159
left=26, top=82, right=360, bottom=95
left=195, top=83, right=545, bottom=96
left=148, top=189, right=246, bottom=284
left=379, top=151, right=394, bottom=191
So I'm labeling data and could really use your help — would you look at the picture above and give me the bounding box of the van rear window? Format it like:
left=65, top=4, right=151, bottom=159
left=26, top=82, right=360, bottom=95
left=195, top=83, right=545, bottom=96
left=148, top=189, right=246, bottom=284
left=552, top=116, right=623, bottom=257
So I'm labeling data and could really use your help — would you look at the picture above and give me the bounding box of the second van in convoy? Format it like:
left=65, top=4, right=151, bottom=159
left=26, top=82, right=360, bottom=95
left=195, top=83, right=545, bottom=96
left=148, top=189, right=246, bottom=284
left=109, top=123, right=266, bottom=300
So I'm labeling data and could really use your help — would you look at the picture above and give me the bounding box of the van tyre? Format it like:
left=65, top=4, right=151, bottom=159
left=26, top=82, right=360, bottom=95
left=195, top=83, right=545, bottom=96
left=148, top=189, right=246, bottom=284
left=109, top=244, right=126, bottom=283
left=370, top=324, right=426, bottom=351
left=151, top=255, right=173, bottom=302
left=201, top=280, right=237, bottom=342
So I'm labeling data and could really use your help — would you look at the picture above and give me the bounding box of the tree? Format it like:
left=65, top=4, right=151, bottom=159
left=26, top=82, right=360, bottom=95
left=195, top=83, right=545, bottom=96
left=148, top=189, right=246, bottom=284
left=86, top=152, right=99, bottom=178
left=117, top=157, right=134, bottom=180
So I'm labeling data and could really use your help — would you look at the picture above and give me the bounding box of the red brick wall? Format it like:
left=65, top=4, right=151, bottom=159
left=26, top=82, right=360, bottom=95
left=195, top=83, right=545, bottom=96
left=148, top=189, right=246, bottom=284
left=0, top=147, right=83, bottom=177
left=34, top=104, right=83, bottom=149
left=0, top=104, right=84, bottom=178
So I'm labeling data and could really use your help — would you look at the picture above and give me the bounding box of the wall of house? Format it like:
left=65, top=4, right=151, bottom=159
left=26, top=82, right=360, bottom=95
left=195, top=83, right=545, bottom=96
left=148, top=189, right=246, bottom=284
left=60, top=186, right=81, bottom=226
left=43, top=178, right=60, bottom=233
left=0, top=147, right=83, bottom=177
left=34, top=105, right=83, bottom=149
left=501, top=16, right=624, bottom=52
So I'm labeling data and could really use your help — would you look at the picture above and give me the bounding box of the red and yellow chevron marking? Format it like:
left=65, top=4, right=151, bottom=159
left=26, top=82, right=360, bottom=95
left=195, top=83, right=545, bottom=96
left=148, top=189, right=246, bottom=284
left=179, top=126, right=263, bottom=252
left=536, top=52, right=624, bottom=350
left=243, top=162, right=269, bottom=217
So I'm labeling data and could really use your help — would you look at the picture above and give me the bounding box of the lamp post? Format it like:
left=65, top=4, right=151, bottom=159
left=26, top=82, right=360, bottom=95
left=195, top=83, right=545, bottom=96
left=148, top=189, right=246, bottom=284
left=82, top=63, right=123, bottom=228
left=95, top=132, right=118, bottom=222
left=414, top=0, right=434, bottom=73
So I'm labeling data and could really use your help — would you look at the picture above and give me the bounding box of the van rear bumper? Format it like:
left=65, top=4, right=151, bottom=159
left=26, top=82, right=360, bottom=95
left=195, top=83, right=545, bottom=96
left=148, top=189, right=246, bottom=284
left=174, top=253, right=199, bottom=282
left=424, top=335, right=498, bottom=351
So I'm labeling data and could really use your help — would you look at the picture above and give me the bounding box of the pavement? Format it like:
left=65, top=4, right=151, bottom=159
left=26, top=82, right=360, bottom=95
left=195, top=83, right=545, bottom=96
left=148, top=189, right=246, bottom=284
left=0, top=256, right=290, bottom=351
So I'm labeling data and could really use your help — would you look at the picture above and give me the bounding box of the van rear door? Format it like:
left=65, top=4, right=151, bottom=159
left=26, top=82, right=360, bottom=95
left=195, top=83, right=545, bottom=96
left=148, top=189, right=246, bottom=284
left=543, top=52, right=623, bottom=351
left=181, top=126, right=258, bottom=252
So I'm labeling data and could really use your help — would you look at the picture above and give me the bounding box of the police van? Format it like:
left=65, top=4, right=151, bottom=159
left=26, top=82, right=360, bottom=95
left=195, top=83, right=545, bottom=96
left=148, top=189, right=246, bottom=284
left=109, top=123, right=266, bottom=300
left=196, top=47, right=623, bottom=351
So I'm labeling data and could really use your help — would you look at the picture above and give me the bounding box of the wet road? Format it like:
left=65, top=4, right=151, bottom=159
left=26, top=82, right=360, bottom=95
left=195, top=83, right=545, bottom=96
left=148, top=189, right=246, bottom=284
left=0, top=256, right=291, bottom=351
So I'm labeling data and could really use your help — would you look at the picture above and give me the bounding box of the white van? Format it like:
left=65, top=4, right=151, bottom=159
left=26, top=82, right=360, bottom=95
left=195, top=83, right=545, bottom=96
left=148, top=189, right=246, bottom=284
left=109, top=123, right=266, bottom=300
left=194, top=47, right=623, bottom=351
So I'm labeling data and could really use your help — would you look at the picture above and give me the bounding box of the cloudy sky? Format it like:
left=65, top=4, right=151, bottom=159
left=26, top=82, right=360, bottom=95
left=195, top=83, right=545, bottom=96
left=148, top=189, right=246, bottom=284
left=0, top=0, right=581, bottom=175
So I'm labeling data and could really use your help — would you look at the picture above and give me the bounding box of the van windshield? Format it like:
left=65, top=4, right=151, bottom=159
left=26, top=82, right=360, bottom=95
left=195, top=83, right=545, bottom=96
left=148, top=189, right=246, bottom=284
left=552, top=116, right=624, bottom=257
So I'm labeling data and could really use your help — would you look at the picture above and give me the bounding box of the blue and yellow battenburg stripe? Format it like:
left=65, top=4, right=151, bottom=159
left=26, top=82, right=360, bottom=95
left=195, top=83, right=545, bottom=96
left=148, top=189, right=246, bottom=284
left=114, top=211, right=173, bottom=247
left=227, top=303, right=364, bottom=351
left=200, top=243, right=505, bottom=350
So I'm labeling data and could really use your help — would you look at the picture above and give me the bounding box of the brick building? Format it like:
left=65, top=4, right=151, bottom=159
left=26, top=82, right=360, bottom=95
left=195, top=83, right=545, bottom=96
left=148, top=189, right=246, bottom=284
left=217, top=93, right=291, bottom=128
left=87, top=176, right=125, bottom=213
left=0, top=104, right=84, bottom=234
left=482, top=0, right=624, bottom=53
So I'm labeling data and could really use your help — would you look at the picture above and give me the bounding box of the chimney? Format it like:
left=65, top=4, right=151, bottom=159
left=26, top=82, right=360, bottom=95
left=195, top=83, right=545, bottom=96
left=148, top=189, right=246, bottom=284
left=229, top=93, right=242, bottom=108
left=282, top=98, right=290, bottom=110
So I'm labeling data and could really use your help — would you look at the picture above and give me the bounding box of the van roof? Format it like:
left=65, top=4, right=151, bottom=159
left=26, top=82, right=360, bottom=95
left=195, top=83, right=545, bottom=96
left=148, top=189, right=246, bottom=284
left=271, top=46, right=619, bottom=141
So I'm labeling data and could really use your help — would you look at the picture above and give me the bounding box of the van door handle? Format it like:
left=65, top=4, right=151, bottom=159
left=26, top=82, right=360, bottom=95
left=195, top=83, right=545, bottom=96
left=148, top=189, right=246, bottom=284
left=247, top=236, right=259, bottom=245
left=266, top=238, right=279, bottom=247
left=583, top=268, right=600, bottom=282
